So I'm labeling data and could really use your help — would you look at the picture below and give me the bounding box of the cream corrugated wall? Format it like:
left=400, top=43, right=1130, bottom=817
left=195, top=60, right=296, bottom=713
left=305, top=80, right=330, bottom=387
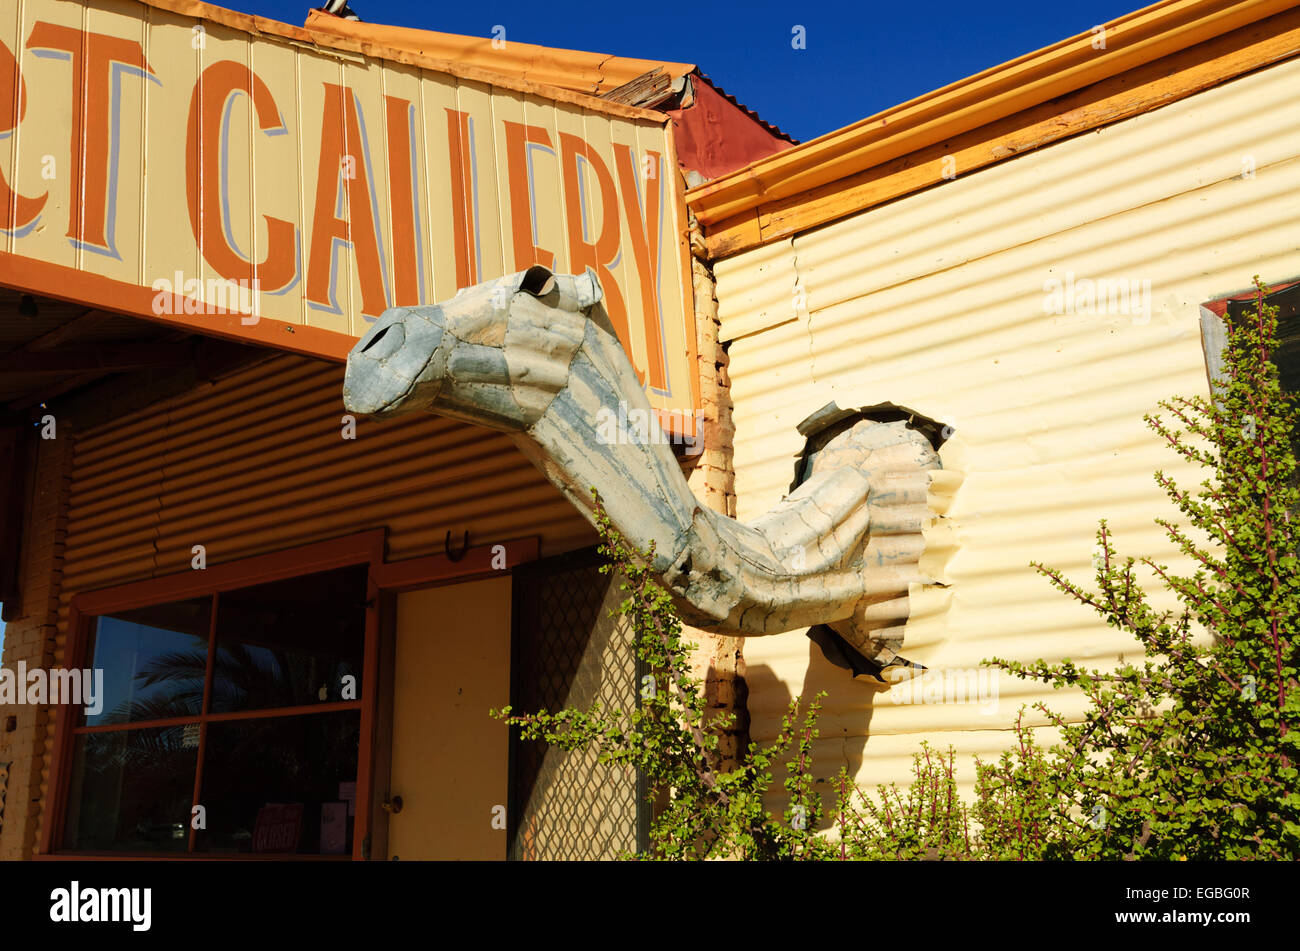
left=37, top=352, right=595, bottom=836
left=713, top=56, right=1300, bottom=802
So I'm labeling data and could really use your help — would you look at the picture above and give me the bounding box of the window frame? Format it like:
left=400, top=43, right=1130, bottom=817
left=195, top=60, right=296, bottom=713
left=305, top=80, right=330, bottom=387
left=40, top=529, right=386, bottom=861
left=1199, top=277, right=1300, bottom=401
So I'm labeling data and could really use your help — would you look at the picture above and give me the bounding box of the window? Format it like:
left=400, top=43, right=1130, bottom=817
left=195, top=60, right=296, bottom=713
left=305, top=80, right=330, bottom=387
left=50, top=539, right=379, bottom=859
left=1201, top=279, right=1300, bottom=515
left=1202, top=280, right=1300, bottom=399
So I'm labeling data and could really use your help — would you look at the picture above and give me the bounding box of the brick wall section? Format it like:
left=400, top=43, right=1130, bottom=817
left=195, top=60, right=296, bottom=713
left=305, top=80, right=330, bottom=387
left=683, top=214, right=749, bottom=771
left=0, top=429, right=73, bottom=860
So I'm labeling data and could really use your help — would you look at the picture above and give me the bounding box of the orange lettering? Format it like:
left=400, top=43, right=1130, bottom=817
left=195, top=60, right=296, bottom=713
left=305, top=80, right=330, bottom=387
left=446, top=109, right=478, bottom=289
left=559, top=132, right=631, bottom=363
left=503, top=120, right=555, bottom=271
left=306, top=84, right=389, bottom=318
left=386, top=96, right=422, bottom=306
left=185, top=61, right=297, bottom=291
left=26, top=22, right=154, bottom=257
left=613, top=145, right=667, bottom=392
left=0, top=38, right=46, bottom=235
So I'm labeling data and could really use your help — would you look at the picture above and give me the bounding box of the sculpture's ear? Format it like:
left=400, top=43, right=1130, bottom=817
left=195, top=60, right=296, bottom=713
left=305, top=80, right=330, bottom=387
left=519, top=265, right=556, bottom=298
left=568, top=271, right=604, bottom=308
left=545, top=271, right=604, bottom=312
left=514, top=267, right=614, bottom=334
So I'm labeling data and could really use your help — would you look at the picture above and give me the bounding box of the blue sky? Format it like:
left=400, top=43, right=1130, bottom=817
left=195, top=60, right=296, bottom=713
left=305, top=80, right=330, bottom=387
left=220, top=0, right=1140, bottom=143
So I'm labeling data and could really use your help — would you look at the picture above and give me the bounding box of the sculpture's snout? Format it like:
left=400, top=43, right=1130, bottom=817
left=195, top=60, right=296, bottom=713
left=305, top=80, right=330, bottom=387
left=343, top=306, right=448, bottom=417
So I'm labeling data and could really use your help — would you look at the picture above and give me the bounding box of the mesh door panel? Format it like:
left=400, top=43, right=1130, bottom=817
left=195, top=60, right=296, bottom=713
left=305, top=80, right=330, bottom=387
left=509, top=549, right=646, bottom=860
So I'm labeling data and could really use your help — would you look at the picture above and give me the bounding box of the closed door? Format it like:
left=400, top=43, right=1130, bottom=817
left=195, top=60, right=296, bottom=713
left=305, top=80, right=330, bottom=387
left=387, top=576, right=511, bottom=860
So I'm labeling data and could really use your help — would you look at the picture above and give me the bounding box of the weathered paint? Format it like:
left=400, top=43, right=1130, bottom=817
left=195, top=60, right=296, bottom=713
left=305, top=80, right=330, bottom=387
left=0, top=0, right=699, bottom=424
left=302, top=10, right=695, bottom=99
left=713, top=54, right=1300, bottom=801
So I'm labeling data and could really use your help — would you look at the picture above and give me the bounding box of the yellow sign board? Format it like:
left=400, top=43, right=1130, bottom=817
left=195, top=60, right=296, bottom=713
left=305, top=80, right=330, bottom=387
left=0, top=0, right=699, bottom=421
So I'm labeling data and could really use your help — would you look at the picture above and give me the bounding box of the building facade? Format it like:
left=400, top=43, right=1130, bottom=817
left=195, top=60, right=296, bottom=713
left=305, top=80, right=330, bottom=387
left=1, top=0, right=1297, bottom=859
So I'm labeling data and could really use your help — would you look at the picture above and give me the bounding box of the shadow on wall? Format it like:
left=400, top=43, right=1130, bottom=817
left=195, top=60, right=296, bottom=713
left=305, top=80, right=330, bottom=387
left=745, top=635, right=884, bottom=833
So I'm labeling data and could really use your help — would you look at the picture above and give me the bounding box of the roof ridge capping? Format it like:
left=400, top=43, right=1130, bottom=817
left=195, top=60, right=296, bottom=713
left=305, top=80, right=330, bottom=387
left=687, top=0, right=1300, bottom=231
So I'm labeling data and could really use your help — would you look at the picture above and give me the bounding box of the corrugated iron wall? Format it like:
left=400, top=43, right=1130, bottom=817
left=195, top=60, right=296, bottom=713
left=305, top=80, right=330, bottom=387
left=57, top=353, right=596, bottom=593
left=712, top=56, right=1300, bottom=803
left=38, top=352, right=596, bottom=834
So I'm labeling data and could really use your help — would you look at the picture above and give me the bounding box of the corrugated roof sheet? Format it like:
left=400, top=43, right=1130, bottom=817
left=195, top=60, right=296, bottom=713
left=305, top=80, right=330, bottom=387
left=694, top=70, right=798, bottom=145
left=687, top=0, right=1300, bottom=253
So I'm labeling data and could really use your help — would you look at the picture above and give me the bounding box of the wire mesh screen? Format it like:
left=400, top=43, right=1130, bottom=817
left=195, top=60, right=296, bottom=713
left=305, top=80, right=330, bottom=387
left=508, top=548, right=648, bottom=860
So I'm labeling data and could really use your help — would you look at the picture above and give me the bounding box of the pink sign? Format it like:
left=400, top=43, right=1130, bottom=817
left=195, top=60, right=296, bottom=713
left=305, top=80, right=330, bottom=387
left=252, top=803, right=304, bottom=853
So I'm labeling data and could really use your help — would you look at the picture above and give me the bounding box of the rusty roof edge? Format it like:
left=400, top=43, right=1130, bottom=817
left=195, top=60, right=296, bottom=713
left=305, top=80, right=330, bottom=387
left=302, top=11, right=797, bottom=144
left=113, top=0, right=668, bottom=124
left=300, top=20, right=664, bottom=121
left=689, top=70, right=800, bottom=145
left=304, top=8, right=695, bottom=98
left=685, top=0, right=1297, bottom=224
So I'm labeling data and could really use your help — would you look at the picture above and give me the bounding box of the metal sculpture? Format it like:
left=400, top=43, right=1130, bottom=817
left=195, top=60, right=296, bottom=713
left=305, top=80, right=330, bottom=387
left=343, top=266, right=942, bottom=666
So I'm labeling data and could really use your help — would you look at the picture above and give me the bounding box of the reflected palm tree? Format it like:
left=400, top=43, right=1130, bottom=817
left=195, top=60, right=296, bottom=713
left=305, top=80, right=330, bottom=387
left=73, top=570, right=368, bottom=851
left=97, top=641, right=356, bottom=727
left=79, top=642, right=359, bottom=853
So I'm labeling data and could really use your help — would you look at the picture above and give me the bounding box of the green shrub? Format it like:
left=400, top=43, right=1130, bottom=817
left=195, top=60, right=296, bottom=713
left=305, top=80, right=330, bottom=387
left=981, top=277, right=1299, bottom=859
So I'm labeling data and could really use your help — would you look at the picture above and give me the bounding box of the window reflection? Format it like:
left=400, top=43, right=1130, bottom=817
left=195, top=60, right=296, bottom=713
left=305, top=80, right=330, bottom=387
left=84, top=598, right=212, bottom=726
left=210, top=565, right=367, bottom=713
left=63, top=726, right=198, bottom=851
left=64, top=562, right=369, bottom=857
left=195, top=711, right=361, bottom=855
